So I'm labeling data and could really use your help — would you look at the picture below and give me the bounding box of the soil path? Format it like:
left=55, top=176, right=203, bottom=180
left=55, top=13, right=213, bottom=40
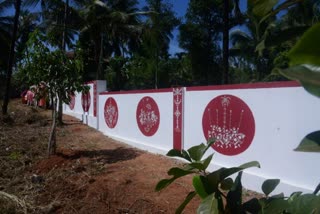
left=0, top=100, right=200, bottom=213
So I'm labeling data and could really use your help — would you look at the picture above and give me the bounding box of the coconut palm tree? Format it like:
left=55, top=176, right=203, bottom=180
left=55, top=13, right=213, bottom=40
left=141, top=0, right=179, bottom=89
left=0, top=0, right=12, bottom=71
left=229, top=0, right=306, bottom=81
left=79, top=0, right=148, bottom=86
left=2, top=0, right=21, bottom=115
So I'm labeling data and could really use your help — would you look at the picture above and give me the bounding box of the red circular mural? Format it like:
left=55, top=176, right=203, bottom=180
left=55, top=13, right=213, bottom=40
left=104, top=97, right=118, bottom=128
left=202, top=95, right=255, bottom=156
left=81, top=91, right=91, bottom=112
left=69, top=95, right=75, bottom=110
left=136, top=96, right=160, bottom=136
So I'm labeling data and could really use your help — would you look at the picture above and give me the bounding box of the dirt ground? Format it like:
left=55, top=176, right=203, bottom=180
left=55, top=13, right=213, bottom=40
left=0, top=99, right=259, bottom=214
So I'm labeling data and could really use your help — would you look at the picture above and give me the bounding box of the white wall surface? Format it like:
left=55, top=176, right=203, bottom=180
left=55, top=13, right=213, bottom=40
left=184, top=85, right=320, bottom=195
left=98, top=91, right=173, bottom=154
left=63, top=81, right=320, bottom=196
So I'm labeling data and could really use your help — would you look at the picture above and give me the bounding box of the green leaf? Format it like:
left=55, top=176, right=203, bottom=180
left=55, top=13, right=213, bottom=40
left=187, top=140, right=215, bottom=162
left=197, top=194, right=219, bottom=214
left=294, top=131, right=320, bottom=152
left=238, top=161, right=261, bottom=169
left=175, top=191, right=197, bottom=214
left=287, top=194, right=320, bottom=214
left=168, top=167, right=194, bottom=177
left=188, top=143, right=207, bottom=161
left=220, top=178, right=234, bottom=191
left=207, top=161, right=260, bottom=194
left=271, top=192, right=285, bottom=199
left=288, top=23, right=320, bottom=67
left=252, top=0, right=278, bottom=18
left=262, top=179, right=280, bottom=196
left=155, top=167, right=194, bottom=192
left=193, top=175, right=208, bottom=199
left=281, top=65, right=320, bottom=98
left=188, top=154, right=214, bottom=171
left=155, top=178, right=175, bottom=192
left=167, top=149, right=192, bottom=162
left=220, top=161, right=260, bottom=179
left=313, top=182, right=320, bottom=195
left=189, top=162, right=206, bottom=171
left=264, top=197, right=289, bottom=213
left=243, top=198, right=261, bottom=213
left=288, top=191, right=303, bottom=203
left=226, top=172, right=243, bottom=213
left=202, top=154, right=214, bottom=170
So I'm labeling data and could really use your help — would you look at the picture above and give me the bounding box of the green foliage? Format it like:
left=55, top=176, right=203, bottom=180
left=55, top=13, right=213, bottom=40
left=18, top=30, right=86, bottom=104
left=157, top=140, right=320, bottom=213
left=262, top=179, right=280, bottom=196
left=280, top=23, right=320, bottom=153
left=294, top=131, right=320, bottom=152
left=156, top=140, right=260, bottom=213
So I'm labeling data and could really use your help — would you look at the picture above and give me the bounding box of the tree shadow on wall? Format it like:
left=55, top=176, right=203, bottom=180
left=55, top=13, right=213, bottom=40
left=56, top=147, right=141, bottom=164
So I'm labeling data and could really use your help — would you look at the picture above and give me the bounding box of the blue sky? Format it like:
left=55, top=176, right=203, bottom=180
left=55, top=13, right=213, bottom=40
left=4, top=0, right=252, bottom=55
left=138, top=0, right=190, bottom=55
left=154, top=0, right=248, bottom=55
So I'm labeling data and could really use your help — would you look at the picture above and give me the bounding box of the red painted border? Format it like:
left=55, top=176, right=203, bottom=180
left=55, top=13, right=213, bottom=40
left=85, top=80, right=95, bottom=85
left=100, top=88, right=172, bottom=95
left=187, top=81, right=300, bottom=91
left=93, top=81, right=97, bottom=117
left=173, top=88, right=183, bottom=150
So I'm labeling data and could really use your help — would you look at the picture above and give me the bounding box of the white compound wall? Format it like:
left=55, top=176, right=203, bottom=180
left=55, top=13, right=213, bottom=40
left=64, top=81, right=320, bottom=195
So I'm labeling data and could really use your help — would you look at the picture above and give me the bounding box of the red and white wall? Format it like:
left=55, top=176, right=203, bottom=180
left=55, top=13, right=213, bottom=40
left=98, top=89, right=175, bottom=154
left=64, top=80, right=106, bottom=129
left=64, top=81, right=320, bottom=195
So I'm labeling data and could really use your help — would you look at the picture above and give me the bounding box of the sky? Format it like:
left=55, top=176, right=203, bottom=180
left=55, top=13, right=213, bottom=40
left=157, top=0, right=248, bottom=55
left=4, top=0, right=251, bottom=55
left=138, top=0, right=190, bottom=55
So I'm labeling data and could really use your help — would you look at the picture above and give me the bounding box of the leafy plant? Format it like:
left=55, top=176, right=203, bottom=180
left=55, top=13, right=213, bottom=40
left=156, top=140, right=320, bottom=214
left=280, top=22, right=320, bottom=152
left=155, top=139, right=261, bottom=213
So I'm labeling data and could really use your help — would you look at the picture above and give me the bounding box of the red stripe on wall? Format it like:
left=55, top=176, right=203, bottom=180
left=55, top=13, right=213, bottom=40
left=100, top=88, right=172, bottom=95
left=93, top=81, right=97, bottom=117
left=173, top=88, right=183, bottom=150
left=187, top=81, right=300, bottom=91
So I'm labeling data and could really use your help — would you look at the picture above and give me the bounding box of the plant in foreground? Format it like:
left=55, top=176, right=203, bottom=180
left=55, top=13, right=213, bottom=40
left=156, top=139, right=320, bottom=214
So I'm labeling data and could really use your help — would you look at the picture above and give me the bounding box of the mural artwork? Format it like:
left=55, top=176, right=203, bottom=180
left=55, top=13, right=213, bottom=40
left=173, top=88, right=183, bottom=150
left=104, top=97, right=118, bottom=128
left=202, top=95, right=255, bottom=156
left=81, top=91, right=91, bottom=112
left=136, top=96, right=160, bottom=137
left=69, top=94, right=75, bottom=110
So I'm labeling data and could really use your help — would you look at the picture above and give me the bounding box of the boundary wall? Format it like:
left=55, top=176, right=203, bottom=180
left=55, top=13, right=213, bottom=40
left=64, top=80, right=320, bottom=195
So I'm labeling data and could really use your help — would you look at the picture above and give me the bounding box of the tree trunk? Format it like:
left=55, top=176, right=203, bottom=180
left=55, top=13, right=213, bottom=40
left=222, top=0, right=230, bottom=85
left=57, top=0, right=69, bottom=123
left=57, top=95, right=63, bottom=125
left=62, top=0, right=69, bottom=51
left=2, top=0, right=21, bottom=115
left=97, top=33, right=104, bottom=80
left=48, top=97, right=57, bottom=156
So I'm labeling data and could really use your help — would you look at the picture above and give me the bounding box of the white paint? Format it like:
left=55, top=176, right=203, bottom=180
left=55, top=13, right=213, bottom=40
left=98, top=92, right=173, bottom=154
left=64, top=81, right=106, bottom=129
left=184, top=86, right=320, bottom=195
left=63, top=82, right=320, bottom=196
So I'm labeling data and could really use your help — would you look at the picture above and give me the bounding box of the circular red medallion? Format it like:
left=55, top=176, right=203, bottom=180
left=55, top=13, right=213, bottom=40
left=136, top=96, right=160, bottom=136
left=202, top=95, right=255, bottom=156
left=69, top=95, right=75, bottom=110
left=104, top=97, right=118, bottom=128
left=81, top=92, right=91, bottom=112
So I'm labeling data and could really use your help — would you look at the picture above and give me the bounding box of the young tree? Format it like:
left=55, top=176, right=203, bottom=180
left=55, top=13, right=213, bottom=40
left=19, top=31, right=86, bottom=155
